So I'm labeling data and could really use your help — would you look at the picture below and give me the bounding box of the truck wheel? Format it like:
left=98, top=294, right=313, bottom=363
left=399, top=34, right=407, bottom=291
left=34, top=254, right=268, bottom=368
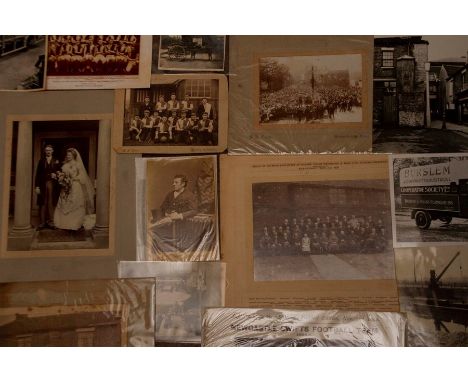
left=440, top=216, right=452, bottom=224
left=415, top=210, right=431, bottom=229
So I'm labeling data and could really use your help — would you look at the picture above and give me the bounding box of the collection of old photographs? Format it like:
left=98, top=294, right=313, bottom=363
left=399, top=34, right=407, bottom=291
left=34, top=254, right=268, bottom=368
left=0, top=35, right=467, bottom=347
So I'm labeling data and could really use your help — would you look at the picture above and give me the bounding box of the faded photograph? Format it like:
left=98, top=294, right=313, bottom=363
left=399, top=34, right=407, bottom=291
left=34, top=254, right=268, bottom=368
left=391, top=154, right=468, bottom=247
left=0, top=36, right=45, bottom=90
left=118, top=261, right=225, bottom=345
left=158, top=35, right=225, bottom=71
left=0, top=278, right=156, bottom=347
left=373, top=36, right=468, bottom=153
left=395, top=248, right=468, bottom=346
left=0, top=307, right=124, bottom=346
left=145, top=156, right=219, bottom=261
left=252, top=180, right=394, bottom=281
left=259, top=53, right=362, bottom=125
left=47, top=35, right=140, bottom=76
left=123, top=78, right=220, bottom=147
left=5, top=120, right=111, bottom=252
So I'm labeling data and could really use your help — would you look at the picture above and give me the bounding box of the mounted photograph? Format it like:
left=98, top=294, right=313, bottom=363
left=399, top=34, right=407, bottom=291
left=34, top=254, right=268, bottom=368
left=158, top=35, right=225, bottom=72
left=46, top=35, right=152, bottom=89
left=114, top=74, right=228, bottom=153
left=258, top=53, right=363, bottom=127
left=1, top=115, right=115, bottom=257
left=390, top=154, right=468, bottom=247
left=142, top=156, right=219, bottom=261
left=0, top=35, right=45, bottom=91
left=373, top=36, right=468, bottom=153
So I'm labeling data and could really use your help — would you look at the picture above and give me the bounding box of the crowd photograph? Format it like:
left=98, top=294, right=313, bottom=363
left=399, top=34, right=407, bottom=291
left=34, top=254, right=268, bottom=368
left=259, top=53, right=363, bottom=125
left=47, top=35, right=140, bottom=76
left=124, top=78, right=219, bottom=146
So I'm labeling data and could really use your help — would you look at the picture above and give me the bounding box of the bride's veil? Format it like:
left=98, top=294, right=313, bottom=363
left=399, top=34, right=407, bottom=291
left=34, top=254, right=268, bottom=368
left=71, top=148, right=95, bottom=214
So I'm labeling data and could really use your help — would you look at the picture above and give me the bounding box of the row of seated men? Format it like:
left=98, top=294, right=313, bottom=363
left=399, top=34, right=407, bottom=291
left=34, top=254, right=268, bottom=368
left=128, top=94, right=217, bottom=145
left=256, top=214, right=389, bottom=254
left=48, top=35, right=139, bottom=74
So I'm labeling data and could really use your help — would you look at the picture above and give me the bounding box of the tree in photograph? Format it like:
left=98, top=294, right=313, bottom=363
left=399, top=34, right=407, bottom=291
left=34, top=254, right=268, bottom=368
left=260, top=59, right=291, bottom=91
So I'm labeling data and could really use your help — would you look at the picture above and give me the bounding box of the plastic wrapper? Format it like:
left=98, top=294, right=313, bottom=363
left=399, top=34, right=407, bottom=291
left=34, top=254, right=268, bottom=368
left=202, top=308, right=406, bottom=347
left=0, top=278, right=155, bottom=346
left=395, top=247, right=468, bottom=347
left=135, top=156, right=220, bottom=261
left=119, top=261, right=225, bottom=345
left=228, top=35, right=373, bottom=154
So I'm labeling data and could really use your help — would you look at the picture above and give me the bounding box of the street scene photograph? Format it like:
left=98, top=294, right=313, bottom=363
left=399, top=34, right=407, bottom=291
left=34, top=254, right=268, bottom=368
left=391, top=154, right=468, bottom=247
left=373, top=36, right=468, bottom=153
left=158, top=35, right=225, bottom=71
left=0, top=36, right=45, bottom=90
left=258, top=53, right=363, bottom=125
left=252, top=179, right=394, bottom=281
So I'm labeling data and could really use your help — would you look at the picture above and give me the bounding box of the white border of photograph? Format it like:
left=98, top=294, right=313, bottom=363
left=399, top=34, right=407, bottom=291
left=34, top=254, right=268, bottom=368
left=45, top=36, right=152, bottom=90
left=157, top=35, right=226, bottom=72
left=389, top=152, right=468, bottom=248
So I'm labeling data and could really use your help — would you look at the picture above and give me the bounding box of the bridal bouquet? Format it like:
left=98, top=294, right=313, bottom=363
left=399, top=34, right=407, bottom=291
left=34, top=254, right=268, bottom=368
left=56, top=171, right=72, bottom=197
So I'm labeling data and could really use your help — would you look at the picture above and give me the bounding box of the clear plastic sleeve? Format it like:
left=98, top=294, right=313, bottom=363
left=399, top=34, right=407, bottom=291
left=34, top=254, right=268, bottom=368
left=228, top=36, right=373, bottom=154
left=202, top=308, right=406, bottom=347
left=0, top=278, right=155, bottom=346
left=119, top=261, right=225, bottom=345
left=135, top=155, right=220, bottom=261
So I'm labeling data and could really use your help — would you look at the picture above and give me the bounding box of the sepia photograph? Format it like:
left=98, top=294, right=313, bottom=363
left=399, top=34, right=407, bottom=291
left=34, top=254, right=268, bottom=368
left=390, top=154, right=468, bottom=247
left=0, top=278, right=156, bottom=347
left=145, top=156, right=219, bottom=261
left=395, top=248, right=468, bottom=346
left=253, top=179, right=394, bottom=281
left=0, top=35, right=45, bottom=90
left=119, top=261, right=225, bottom=345
left=1, top=115, right=114, bottom=256
left=114, top=74, right=228, bottom=154
left=258, top=53, right=363, bottom=126
left=373, top=36, right=468, bottom=153
left=46, top=35, right=152, bottom=89
left=158, top=35, right=225, bottom=72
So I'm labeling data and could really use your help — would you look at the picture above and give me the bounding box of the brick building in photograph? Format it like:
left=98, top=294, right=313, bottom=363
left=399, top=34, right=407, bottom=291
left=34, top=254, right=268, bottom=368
left=447, top=63, right=468, bottom=125
left=373, top=36, right=429, bottom=128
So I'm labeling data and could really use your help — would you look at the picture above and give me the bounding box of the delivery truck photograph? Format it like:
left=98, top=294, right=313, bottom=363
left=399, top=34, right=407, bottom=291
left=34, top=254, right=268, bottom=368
left=390, top=154, right=468, bottom=247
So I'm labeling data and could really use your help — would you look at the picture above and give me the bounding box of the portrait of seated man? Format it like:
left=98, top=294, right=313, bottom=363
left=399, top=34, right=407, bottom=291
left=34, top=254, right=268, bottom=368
left=145, top=157, right=219, bottom=261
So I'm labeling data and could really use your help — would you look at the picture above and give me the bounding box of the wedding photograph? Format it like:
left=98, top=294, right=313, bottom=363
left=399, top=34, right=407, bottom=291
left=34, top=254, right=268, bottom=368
left=2, top=118, right=113, bottom=254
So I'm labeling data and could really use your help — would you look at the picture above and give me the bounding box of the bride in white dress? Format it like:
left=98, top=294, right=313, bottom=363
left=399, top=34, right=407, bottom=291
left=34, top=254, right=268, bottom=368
left=54, top=148, right=95, bottom=231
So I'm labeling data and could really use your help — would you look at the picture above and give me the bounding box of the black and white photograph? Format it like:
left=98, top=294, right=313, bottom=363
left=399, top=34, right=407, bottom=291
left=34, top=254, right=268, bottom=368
left=158, top=35, right=225, bottom=72
left=390, top=154, right=468, bottom=247
left=258, top=53, right=363, bottom=125
left=46, top=35, right=152, bottom=89
left=395, top=248, right=468, bottom=346
left=116, top=74, right=228, bottom=154
left=3, top=118, right=113, bottom=254
left=145, top=156, right=219, bottom=261
left=119, top=261, right=225, bottom=345
left=0, top=36, right=45, bottom=90
left=252, top=179, right=394, bottom=281
left=373, top=36, right=468, bottom=153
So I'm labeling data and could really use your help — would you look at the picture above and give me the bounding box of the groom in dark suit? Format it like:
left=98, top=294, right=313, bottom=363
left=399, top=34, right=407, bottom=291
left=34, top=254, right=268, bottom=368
left=34, top=145, right=61, bottom=229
